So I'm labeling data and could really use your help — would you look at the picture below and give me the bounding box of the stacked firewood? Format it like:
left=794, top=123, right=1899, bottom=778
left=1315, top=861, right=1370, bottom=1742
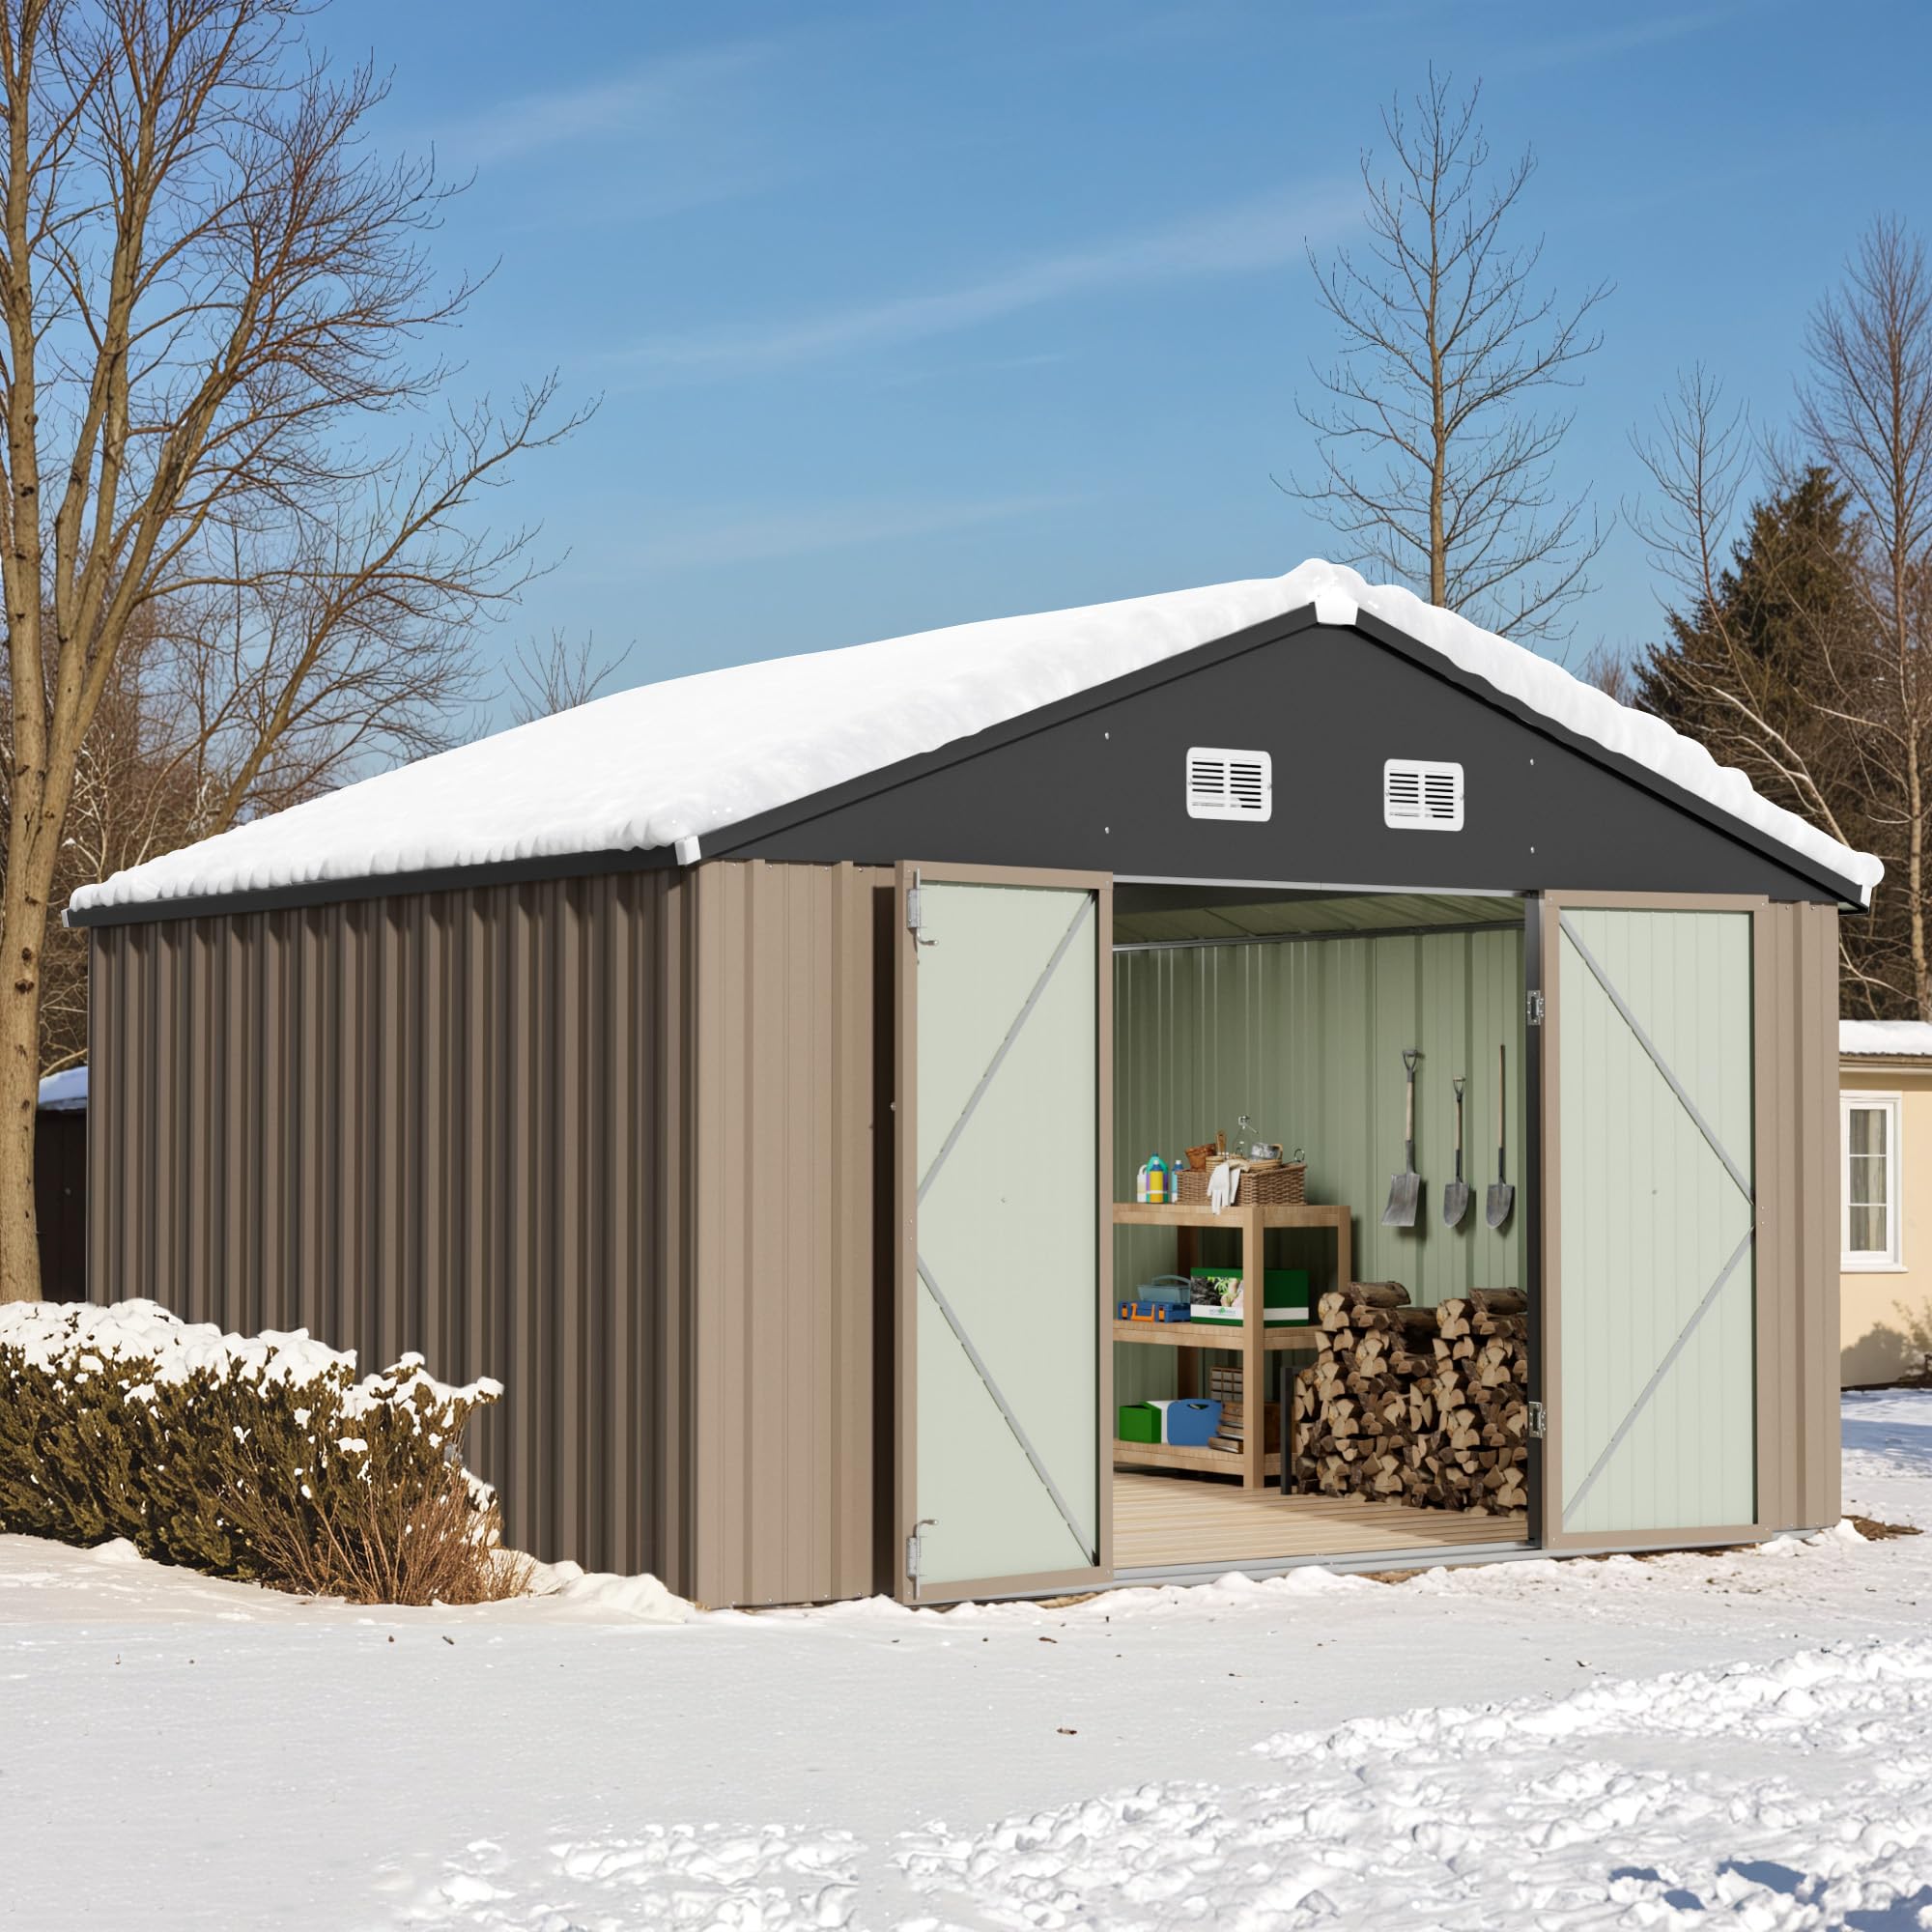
left=1290, top=1284, right=1530, bottom=1516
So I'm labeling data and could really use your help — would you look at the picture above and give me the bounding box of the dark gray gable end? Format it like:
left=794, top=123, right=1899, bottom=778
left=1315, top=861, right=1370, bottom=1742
left=68, top=602, right=1867, bottom=926
left=712, top=605, right=1863, bottom=906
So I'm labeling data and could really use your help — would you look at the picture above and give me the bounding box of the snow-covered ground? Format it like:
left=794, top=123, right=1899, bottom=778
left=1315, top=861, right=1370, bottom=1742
left=6, top=1392, right=1932, bottom=1930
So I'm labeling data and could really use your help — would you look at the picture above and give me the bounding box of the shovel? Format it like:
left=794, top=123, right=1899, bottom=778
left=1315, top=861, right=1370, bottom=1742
left=1486, top=1042, right=1515, bottom=1230
left=1381, top=1049, right=1422, bottom=1227
left=1442, top=1076, right=1469, bottom=1228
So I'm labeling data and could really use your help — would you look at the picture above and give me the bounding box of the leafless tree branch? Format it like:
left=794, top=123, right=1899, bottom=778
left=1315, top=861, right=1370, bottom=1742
left=1285, top=66, right=1610, bottom=646
left=505, top=626, right=632, bottom=726
left=0, top=0, right=589, bottom=1297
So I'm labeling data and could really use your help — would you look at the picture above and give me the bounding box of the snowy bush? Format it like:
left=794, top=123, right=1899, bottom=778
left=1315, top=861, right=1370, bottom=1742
left=0, top=1301, right=526, bottom=1605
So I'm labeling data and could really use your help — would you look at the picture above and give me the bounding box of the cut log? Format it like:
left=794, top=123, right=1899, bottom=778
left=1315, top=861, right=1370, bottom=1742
left=1348, top=1281, right=1410, bottom=1308
left=1469, top=1288, right=1527, bottom=1315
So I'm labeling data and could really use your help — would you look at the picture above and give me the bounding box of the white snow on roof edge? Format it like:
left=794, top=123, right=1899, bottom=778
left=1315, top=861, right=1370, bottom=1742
left=1841, top=1020, right=1932, bottom=1058
left=37, top=1065, right=86, bottom=1111
left=68, top=560, right=1883, bottom=916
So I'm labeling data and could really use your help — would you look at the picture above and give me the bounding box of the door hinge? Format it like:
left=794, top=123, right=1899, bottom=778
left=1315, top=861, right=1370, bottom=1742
left=1527, top=1399, right=1548, bottom=1439
left=905, top=1518, right=935, bottom=1582
left=1526, top=990, right=1545, bottom=1027
left=906, top=875, right=935, bottom=948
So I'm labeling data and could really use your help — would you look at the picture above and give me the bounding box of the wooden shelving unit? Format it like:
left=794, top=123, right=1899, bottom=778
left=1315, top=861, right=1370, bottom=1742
left=1113, top=1438, right=1284, bottom=1479
left=1111, top=1199, right=1351, bottom=1492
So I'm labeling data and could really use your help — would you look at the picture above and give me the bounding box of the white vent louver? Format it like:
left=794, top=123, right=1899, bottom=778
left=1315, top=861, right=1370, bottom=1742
left=1383, top=758, right=1464, bottom=831
left=1186, top=747, right=1272, bottom=822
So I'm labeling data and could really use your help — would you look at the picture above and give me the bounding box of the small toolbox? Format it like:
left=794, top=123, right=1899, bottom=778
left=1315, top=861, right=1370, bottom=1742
left=1118, top=1274, right=1193, bottom=1323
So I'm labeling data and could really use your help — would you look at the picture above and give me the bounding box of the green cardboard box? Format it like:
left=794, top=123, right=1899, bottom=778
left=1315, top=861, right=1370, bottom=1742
left=1117, top=1402, right=1163, bottom=1444
left=1188, top=1265, right=1312, bottom=1326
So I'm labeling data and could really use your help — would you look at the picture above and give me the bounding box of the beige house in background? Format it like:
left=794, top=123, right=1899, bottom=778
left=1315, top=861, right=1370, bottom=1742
left=1841, top=1021, right=1932, bottom=1386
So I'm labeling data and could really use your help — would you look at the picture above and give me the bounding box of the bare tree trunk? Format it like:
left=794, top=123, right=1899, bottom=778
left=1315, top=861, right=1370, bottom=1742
left=0, top=4, right=53, bottom=1298
left=1909, top=738, right=1928, bottom=1017
left=1429, top=281, right=1448, bottom=607
left=0, top=750, right=67, bottom=1296
left=0, top=856, right=49, bottom=1297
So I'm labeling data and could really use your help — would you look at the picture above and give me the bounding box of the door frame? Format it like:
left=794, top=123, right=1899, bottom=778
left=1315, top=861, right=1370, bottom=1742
left=1537, top=888, right=1772, bottom=1552
left=893, top=860, right=1115, bottom=1604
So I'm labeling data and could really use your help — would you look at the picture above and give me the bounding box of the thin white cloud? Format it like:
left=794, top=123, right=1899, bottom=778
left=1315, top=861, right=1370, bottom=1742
left=621, top=180, right=1357, bottom=379
left=633, top=492, right=1085, bottom=573
left=439, top=39, right=783, bottom=166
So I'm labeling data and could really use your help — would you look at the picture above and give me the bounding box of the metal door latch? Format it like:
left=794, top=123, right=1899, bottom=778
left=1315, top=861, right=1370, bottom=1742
left=1526, top=990, right=1545, bottom=1026
left=905, top=1518, right=935, bottom=1581
left=1527, top=1400, right=1548, bottom=1438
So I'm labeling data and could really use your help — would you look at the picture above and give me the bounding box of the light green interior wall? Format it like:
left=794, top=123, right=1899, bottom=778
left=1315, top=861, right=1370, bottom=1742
left=1113, top=926, right=1525, bottom=1405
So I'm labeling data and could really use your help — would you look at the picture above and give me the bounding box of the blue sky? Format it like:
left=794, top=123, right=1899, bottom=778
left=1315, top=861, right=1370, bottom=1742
left=322, top=0, right=1932, bottom=708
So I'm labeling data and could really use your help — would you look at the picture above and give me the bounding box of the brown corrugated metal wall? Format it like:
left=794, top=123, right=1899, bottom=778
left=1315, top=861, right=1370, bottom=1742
left=87, top=861, right=890, bottom=1605
left=1754, top=898, right=1842, bottom=1531
left=683, top=861, right=890, bottom=1606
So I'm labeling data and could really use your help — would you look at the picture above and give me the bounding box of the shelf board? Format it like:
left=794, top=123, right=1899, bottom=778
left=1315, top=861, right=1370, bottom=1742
left=1112, top=1320, right=1320, bottom=1351
left=1113, top=1201, right=1350, bottom=1230
left=1113, top=1438, right=1283, bottom=1477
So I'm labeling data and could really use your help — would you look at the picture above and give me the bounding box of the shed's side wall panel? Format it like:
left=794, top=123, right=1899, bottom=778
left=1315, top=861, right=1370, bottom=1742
left=88, top=861, right=891, bottom=1605
left=1754, top=899, right=1841, bottom=1531
left=685, top=861, right=889, bottom=1607
left=88, top=876, right=690, bottom=1577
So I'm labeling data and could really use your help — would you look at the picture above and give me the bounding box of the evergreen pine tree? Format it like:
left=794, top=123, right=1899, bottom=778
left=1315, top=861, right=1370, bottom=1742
left=1636, top=467, right=1862, bottom=799
left=1634, top=468, right=1916, bottom=1015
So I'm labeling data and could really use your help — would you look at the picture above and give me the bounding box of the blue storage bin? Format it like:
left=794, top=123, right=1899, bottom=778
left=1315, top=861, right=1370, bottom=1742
left=1164, top=1399, right=1223, bottom=1447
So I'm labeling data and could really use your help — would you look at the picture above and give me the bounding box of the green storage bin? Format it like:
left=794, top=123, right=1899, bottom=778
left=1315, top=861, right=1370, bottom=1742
left=1117, top=1403, right=1163, bottom=1444
left=1189, top=1265, right=1312, bottom=1326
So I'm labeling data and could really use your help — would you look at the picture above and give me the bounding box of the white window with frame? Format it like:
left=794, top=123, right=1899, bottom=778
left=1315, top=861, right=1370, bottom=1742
left=1842, top=1092, right=1903, bottom=1270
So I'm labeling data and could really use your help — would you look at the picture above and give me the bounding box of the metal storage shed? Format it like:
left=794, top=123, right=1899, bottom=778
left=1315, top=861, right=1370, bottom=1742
left=68, top=562, right=1869, bottom=1606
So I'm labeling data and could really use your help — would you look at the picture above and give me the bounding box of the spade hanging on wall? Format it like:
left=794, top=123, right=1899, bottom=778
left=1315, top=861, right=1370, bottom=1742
left=1486, top=1043, right=1516, bottom=1231
left=1381, top=1049, right=1422, bottom=1227
left=1442, top=1076, right=1470, bottom=1228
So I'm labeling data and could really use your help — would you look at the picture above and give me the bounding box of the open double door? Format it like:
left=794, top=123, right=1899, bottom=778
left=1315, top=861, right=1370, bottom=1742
left=891, top=869, right=1767, bottom=1603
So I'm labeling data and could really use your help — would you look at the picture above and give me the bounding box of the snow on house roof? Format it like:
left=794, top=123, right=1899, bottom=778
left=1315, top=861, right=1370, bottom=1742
left=1841, top=1021, right=1932, bottom=1060
left=37, top=1066, right=86, bottom=1111
left=68, top=559, right=1883, bottom=917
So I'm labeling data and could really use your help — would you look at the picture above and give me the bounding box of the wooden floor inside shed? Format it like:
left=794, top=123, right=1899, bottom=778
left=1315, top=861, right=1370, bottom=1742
left=1113, top=1471, right=1528, bottom=1571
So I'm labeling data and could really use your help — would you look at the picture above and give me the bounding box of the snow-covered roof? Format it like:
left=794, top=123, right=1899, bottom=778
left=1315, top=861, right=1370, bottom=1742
left=37, top=1066, right=86, bottom=1111
left=68, top=560, right=1883, bottom=917
left=1841, top=1021, right=1932, bottom=1060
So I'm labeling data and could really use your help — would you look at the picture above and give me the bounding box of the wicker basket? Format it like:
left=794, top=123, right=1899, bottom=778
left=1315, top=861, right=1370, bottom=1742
left=1177, top=1160, right=1307, bottom=1207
